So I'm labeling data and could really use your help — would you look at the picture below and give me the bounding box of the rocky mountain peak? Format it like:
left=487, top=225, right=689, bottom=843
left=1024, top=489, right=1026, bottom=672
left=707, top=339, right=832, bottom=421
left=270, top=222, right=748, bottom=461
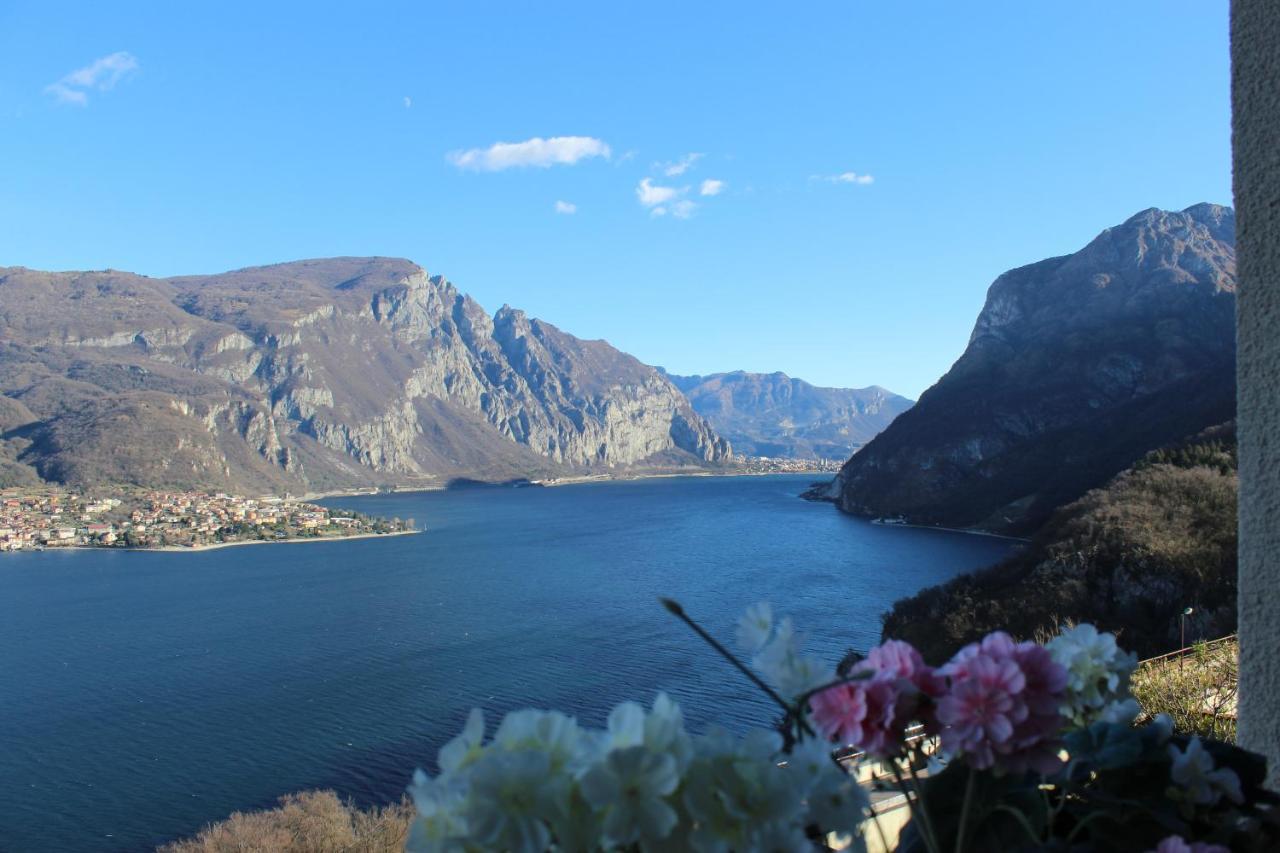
left=0, top=259, right=732, bottom=493
left=969, top=202, right=1236, bottom=349
left=819, top=204, right=1237, bottom=533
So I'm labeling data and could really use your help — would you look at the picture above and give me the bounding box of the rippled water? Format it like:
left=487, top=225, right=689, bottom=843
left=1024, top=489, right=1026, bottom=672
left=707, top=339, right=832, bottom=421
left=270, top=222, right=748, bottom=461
left=0, top=474, right=1013, bottom=851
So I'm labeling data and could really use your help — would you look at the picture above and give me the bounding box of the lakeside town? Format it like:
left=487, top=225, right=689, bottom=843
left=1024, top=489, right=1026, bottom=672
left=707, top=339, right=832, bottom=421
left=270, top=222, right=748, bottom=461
left=734, top=455, right=845, bottom=475
left=0, top=488, right=415, bottom=552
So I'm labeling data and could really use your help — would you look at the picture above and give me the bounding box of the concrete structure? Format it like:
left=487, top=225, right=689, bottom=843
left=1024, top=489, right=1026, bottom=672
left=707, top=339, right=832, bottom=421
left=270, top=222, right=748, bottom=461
left=1232, top=0, right=1280, bottom=790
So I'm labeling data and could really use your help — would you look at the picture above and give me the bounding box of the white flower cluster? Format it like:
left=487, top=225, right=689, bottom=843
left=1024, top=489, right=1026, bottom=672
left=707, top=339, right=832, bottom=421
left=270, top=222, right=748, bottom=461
left=1047, top=623, right=1141, bottom=726
left=1168, top=737, right=1244, bottom=808
left=407, top=692, right=869, bottom=852
left=736, top=602, right=835, bottom=700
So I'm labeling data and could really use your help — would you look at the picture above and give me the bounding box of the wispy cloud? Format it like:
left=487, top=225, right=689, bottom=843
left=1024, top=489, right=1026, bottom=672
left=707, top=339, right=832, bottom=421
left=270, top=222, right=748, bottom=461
left=636, top=178, right=701, bottom=219
left=45, top=51, right=138, bottom=106
left=447, top=136, right=611, bottom=171
left=699, top=179, right=725, bottom=196
left=403, top=96, right=412, bottom=108
left=554, top=200, right=577, bottom=214
left=670, top=199, right=697, bottom=219
left=636, top=177, right=681, bottom=208
left=658, top=152, right=703, bottom=177
left=814, top=171, right=875, bottom=185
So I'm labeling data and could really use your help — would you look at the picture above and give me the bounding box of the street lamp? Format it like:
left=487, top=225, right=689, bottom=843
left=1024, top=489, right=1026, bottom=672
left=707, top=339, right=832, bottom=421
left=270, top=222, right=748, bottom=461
left=1181, top=607, right=1195, bottom=672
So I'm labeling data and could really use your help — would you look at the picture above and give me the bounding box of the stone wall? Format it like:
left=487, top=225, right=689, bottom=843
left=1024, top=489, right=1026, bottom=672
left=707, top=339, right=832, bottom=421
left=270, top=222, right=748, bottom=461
left=1231, top=0, right=1280, bottom=790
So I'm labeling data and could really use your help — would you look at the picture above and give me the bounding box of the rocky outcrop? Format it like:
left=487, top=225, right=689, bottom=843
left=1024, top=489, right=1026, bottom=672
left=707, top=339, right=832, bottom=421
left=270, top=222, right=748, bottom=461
left=0, top=258, right=731, bottom=493
left=664, top=370, right=912, bottom=460
left=813, top=204, right=1237, bottom=534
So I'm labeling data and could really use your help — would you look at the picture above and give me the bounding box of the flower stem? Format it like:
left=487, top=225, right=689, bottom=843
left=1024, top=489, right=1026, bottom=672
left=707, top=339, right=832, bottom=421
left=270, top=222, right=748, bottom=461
left=659, top=598, right=794, bottom=717
left=868, top=804, right=891, bottom=853
left=956, top=765, right=977, bottom=853
left=890, top=762, right=941, bottom=853
left=906, top=753, right=944, bottom=853
left=795, top=670, right=874, bottom=709
left=993, top=805, right=1041, bottom=845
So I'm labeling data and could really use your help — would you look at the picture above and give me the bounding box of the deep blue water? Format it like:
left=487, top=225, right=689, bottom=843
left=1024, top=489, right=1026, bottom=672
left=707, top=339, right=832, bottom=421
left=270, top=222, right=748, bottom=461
left=0, top=474, right=1013, bottom=852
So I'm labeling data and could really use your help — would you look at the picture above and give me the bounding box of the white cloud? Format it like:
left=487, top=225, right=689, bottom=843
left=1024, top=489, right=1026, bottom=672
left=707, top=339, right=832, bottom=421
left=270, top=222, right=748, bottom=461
left=636, top=178, right=708, bottom=219
left=699, top=178, right=725, bottom=196
left=554, top=200, right=576, bottom=214
left=816, top=171, right=875, bottom=185
left=45, top=51, right=138, bottom=106
left=404, top=96, right=412, bottom=108
left=658, top=152, right=703, bottom=176
left=636, top=177, right=681, bottom=207
left=447, top=136, right=611, bottom=171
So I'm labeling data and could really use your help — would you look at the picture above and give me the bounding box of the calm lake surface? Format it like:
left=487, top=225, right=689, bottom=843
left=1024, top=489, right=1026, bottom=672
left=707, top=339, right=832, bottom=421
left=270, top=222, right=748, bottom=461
left=0, top=474, right=1014, bottom=852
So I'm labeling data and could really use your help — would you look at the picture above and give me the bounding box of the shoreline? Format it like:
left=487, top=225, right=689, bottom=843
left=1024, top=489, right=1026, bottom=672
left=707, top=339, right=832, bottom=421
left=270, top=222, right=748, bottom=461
left=23, top=529, right=420, bottom=556
left=305, top=467, right=839, bottom=500
left=869, top=519, right=1030, bottom=543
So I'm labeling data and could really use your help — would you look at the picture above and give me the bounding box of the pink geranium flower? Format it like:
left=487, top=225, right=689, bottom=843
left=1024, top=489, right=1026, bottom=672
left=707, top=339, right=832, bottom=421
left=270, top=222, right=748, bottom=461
left=1004, top=640, right=1070, bottom=773
left=864, top=639, right=945, bottom=698
left=936, top=631, right=1067, bottom=773
left=809, top=677, right=903, bottom=756
left=935, top=653, right=1026, bottom=768
left=808, top=639, right=943, bottom=757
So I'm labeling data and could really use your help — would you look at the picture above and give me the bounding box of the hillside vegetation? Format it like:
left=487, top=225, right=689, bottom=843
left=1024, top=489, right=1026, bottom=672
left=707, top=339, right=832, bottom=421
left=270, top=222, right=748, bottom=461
left=882, top=424, right=1238, bottom=662
left=158, top=790, right=413, bottom=853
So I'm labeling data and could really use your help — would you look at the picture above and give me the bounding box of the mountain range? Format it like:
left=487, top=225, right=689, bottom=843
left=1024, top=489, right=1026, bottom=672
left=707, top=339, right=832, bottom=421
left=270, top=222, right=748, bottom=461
left=662, top=370, right=912, bottom=460
left=0, top=259, right=733, bottom=494
left=809, top=203, right=1237, bottom=534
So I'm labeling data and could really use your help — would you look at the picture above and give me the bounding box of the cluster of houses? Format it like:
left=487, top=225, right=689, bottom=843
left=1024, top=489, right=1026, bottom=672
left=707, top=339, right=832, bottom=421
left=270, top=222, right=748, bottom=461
left=0, top=489, right=408, bottom=552
left=737, top=455, right=846, bottom=474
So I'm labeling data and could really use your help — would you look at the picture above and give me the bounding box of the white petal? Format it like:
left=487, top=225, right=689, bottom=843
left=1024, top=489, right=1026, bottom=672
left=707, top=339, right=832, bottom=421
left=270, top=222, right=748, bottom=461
left=438, top=708, right=485, bottom=774
left=736, top=602, right=774, bottom=652
left=636, top=796, right=679, bottom=840
left=579, top=761, right=621, bottom=808
left=609, top=702, right=646, bottom=749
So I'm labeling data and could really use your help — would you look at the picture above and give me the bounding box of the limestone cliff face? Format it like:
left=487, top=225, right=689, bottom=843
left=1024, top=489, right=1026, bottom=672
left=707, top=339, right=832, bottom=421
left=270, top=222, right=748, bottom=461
left=816, top=204, right=1237, bottom=534
left=0, top=258, right=730, bottom=493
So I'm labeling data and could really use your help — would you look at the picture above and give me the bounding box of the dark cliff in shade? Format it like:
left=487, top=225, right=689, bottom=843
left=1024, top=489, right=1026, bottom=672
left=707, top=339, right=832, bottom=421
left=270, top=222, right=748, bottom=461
left=662, top=370, right=912, bottom=460
left=0, top=258, right=731, bottom=494
left=813, top=203, right=1237, bottom=534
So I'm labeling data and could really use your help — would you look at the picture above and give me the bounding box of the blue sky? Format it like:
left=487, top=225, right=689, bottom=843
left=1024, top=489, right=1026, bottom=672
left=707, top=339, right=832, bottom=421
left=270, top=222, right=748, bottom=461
left=0, top=2, right=1231, bottom=398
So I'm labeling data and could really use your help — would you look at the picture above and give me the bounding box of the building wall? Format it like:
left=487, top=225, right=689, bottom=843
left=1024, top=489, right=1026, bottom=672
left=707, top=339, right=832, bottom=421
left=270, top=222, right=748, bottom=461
left=1232, top=0, right=1280, bottom=790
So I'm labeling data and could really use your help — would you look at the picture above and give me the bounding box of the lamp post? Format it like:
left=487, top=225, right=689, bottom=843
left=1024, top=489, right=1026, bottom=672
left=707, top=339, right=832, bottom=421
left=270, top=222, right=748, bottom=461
left=1181, top=607, right=1194, bottom=672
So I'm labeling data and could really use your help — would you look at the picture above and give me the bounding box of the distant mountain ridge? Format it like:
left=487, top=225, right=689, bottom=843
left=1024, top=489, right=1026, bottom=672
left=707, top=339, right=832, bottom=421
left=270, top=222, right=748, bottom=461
left=0, top=258, right=731, bottom=494
left=811, top=203, right=1237, bottom=533
left=662, top=370, right=912, bottom=460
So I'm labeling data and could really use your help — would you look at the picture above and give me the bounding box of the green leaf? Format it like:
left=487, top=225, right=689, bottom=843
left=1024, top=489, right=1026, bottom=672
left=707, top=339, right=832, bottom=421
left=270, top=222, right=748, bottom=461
left=1065, top=722, right=1144, bottom=771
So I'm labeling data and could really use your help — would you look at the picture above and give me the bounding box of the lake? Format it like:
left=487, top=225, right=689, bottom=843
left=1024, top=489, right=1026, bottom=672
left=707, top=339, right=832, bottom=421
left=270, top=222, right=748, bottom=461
left=0, top=474, right=1014, bottom=851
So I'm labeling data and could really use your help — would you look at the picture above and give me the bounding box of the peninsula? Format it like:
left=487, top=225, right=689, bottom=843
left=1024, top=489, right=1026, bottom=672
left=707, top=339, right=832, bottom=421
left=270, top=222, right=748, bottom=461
left=0, top=487, right=413, bottom=552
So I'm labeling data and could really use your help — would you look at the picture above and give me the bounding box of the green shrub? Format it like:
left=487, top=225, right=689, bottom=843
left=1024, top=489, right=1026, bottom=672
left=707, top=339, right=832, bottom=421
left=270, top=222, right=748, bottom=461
left=1132, top=637, right=1238, bottom=742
